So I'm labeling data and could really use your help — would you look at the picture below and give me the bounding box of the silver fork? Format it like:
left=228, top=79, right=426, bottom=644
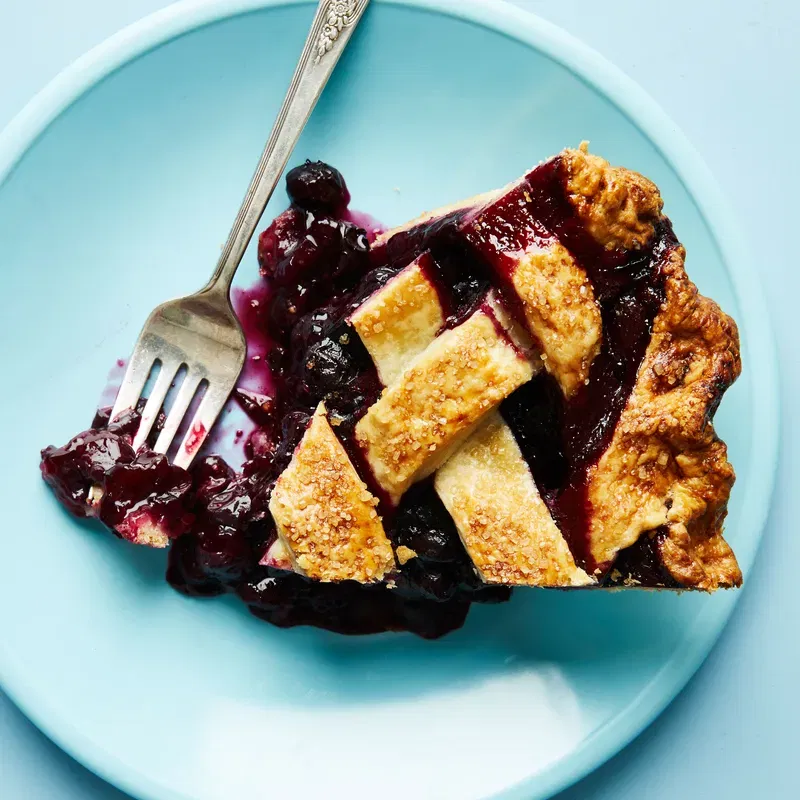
left=110, top=0, right=371, bottom=469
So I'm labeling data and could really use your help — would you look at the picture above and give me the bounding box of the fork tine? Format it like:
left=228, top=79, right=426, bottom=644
left=132, top=359, right=183, bottom=451
left=152, top=372, right=206, bottom=456
left=173, top=383, right=231, bottom=470
left=109, top=346, right=156, bottom=424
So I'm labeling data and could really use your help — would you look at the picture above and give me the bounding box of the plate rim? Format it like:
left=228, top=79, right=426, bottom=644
left=0, top=1, right=779, bottom=799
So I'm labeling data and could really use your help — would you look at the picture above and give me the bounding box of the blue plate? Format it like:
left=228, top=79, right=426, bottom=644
left=0, top=2, right=778, bottom=798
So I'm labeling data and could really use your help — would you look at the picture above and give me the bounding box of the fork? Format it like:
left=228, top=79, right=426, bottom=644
left=110, top=0, right=371, bottom=469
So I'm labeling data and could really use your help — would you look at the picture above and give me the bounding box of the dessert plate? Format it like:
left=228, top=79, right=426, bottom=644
left=0, top=1, right=778, bottom=799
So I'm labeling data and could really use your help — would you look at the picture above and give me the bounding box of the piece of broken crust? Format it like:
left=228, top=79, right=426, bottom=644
left=269, top=404, right=396, bottom=583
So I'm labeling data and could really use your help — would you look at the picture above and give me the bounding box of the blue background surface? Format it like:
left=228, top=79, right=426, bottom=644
left=0, top=1, right=796, bottom=798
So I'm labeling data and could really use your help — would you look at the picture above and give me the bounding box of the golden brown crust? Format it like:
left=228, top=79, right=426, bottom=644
left=586, top=246, right=742, bottom=589
left=349, top=255, right=444, bottom=386
left=395, top=545, right=418, bottom=565
left=269, top=404, right=395, bottom=583
left=563, top=143, right=663, bottom=251
left=435, top=412, right=592, bottom=586
left=267, top=146, right=741, bottom=592
left=510, top=242, right=601, bottom=395
left=356, top=306, right=535, bottom=503
left=659, top=510, right=741, bottom=589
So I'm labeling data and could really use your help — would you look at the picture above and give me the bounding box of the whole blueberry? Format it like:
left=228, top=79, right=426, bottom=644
left=286, top=160, right=351, bottom=214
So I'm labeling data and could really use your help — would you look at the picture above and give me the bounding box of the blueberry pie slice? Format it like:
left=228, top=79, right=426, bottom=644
left=41, top=144, right=742, bottom=638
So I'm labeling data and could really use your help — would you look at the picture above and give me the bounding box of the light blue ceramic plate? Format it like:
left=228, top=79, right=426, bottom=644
left=0, top=1, right=778, bottom=798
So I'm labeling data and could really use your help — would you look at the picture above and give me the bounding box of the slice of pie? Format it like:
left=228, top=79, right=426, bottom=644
left=40, top=146, right=742, bottom=638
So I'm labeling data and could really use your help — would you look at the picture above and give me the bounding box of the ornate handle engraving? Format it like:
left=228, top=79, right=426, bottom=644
left=315, top=0, right=365, bottom=62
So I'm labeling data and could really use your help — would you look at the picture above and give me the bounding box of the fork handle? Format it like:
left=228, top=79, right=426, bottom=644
left=203, top=0, right=371, bottom=298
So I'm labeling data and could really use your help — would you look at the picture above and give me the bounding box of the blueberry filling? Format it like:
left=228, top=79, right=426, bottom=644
left=605, top=527, right=681, bottom=588
left=41, top=426, right=136, bottom=517
left=285, top=160, right=351, bottom=215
